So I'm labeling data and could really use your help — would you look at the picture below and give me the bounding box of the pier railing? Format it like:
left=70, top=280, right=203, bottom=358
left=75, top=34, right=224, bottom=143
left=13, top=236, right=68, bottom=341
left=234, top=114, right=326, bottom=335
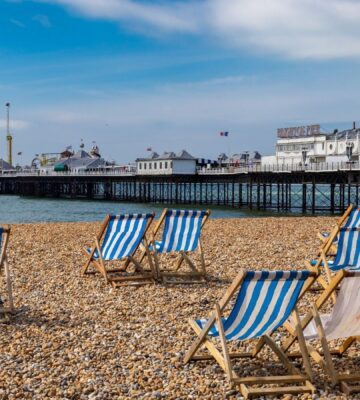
left=0, top=170, right=135, bottom=177
left=197, top=161, right=360, bottom=174
left=1, top=161, right=360, bottom=177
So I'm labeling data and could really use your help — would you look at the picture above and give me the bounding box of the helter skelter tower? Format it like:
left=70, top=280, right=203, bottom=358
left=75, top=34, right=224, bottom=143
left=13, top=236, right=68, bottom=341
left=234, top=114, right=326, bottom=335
left=5, top=102, right=13, bottom=166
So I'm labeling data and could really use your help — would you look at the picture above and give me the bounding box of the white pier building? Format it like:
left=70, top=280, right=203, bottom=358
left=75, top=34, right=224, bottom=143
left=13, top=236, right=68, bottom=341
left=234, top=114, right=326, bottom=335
left=262, top=123, right=360, bottom=167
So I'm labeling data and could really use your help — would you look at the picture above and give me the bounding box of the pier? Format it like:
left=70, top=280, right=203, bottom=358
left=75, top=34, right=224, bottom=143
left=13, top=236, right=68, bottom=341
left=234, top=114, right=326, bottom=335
left=0, top=166, right=359, bottom=214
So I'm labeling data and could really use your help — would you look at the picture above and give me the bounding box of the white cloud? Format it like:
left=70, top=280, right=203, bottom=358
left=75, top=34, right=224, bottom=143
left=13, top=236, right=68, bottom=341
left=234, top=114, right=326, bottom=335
left=9, top=18, right=26, bottom=28
left=33, top=14, right=52, bottom=28
left=41, top=0, right=360, bottom=59
left=0, top=120, right=30, bottom=130
left=208, top=0, right=360, bottom=59
left=45, top=0, right=202, bottom=32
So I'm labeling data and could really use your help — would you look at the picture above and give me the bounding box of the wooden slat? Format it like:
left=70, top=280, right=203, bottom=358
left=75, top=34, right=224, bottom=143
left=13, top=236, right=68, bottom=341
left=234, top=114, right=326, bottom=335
left=161, top=272, right=204, bottom=278
left=338, top=374, right=360, bottom=382
left=192, top=352, right=253, bottom=361
left=234, top=375, right=307, bottom=385
left=340, top=381, right=360, bottom=395
left=241, top=384, right=313, bottom=398
left=110, top=275, right=153, bottom=282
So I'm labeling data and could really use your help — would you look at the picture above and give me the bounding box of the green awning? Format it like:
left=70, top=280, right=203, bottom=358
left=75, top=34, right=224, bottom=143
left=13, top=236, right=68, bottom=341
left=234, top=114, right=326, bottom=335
left=54, top=164, right=68, bottom=172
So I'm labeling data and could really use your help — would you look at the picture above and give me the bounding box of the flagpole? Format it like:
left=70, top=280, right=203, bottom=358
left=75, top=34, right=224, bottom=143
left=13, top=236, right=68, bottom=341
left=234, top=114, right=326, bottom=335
left=228, top=135, right=231, bottom=168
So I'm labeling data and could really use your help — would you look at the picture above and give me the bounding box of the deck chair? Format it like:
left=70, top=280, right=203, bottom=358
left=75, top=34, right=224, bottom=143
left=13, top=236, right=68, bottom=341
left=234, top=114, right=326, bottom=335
left=147, top=209, right=210, bottom=283
left=82, top=213, right=156, bottom=287
left=184, top=270, right=317, bottom=399
left=316, top=204, right=357, bottom=256
left=309, top=227, right=360, bottom=298
left=284, top=269, right=360, bottom=395
left=0, top=226, right=14, bottom=314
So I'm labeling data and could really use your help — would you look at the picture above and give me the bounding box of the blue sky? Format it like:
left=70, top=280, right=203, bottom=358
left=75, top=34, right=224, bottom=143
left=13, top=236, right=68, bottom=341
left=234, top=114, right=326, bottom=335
left=1, top=0, right=360, bottom=165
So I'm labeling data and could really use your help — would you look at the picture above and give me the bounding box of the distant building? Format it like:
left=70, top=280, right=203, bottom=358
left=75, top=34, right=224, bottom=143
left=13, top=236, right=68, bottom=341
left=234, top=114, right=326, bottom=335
left=196, top=158, right=218, bottom=169
left=41, top=144, right=110, bottom=173
left=53, top=149, right=108, bottom=173
left=263, top=123, right=360, bottom=166
left=217, top=151, right=261, bottom=167
left=136, top=150, right=197, bottom=175
left=0, top=159, right=15, bottom=173
left=229, top=151, right=261, bottom=166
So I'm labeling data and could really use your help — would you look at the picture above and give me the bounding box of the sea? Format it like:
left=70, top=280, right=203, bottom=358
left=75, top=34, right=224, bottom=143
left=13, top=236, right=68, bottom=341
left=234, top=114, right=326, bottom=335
left=0, top=195, right=295, bottom=224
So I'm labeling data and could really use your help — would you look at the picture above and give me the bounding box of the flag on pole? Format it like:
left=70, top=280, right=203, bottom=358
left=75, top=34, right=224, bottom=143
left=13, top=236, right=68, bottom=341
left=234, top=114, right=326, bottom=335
left=220, top=131, right=229, bottom=136
left=146, top=147, right=152, bottom=151
left=17, top=152, right=22, bottom=156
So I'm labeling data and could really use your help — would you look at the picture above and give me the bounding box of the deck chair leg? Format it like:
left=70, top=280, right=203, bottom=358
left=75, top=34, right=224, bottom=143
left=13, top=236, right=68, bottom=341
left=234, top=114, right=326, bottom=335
left=323, top=261, right=337, bottom=304
left=175, top=253, right=185, bottom=271
left=293, top=306, right=313, bottom=381
left=263, top=335, right=299, bottom=375
left=94, top=239, right=109, bottom=284
left=186, top=317, right=235, bottom=377
left=151, top=248, right=161, bottom=281
left=198, top=241, right=206, bottom=275
left=338, top=336, right=356, bottom=355
left=252, top=337, right=266, bottom=357
left=215, top=304, right=233, bottom=382
left=143, top=239, right=158, bottom=281
left=311, top=304, right=338, bottom=384
left=184, top=313, right=218, bottom=364
left=81, top=246, right=96, bottom=275
left=4, top=257, right=14, bottom=312
left=182, top=252, right=198, bottom=272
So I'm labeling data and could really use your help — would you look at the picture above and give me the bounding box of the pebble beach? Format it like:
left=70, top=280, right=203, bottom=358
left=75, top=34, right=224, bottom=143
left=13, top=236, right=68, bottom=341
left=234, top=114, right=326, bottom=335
left=0, top=216, right=359, bottom=399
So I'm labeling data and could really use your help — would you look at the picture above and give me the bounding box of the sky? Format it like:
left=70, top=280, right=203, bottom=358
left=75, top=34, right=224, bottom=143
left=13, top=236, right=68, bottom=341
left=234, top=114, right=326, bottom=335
left=1, top=0, right=360, bottom=165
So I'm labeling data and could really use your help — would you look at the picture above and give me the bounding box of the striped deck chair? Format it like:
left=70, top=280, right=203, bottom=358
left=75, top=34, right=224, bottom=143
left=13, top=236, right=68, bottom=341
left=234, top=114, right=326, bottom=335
left=147, top=209, right=210, bottom=283
left=284, top=269, right=360, bottom=395
left=309, top=227, right=360, bottom=298
left=0, top=226, right=14, bottom=314
left=316, top=204, right=356, bottom=257
left=184, top=270, right=317, bottom=399
left=82, top=213, right=156, bottom=287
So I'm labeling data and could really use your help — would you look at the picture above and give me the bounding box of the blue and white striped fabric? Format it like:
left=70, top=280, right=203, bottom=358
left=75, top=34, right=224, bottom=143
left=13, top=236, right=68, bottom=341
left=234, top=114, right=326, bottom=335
left=156, top=210, right=207, bottom=253
left=344, top=207, right=360, bottom=229
left=330, top=228, right=360, bottom=271
left=196, top=270, right=310, bottom=341
left=88, top=214, right=152, bottom=261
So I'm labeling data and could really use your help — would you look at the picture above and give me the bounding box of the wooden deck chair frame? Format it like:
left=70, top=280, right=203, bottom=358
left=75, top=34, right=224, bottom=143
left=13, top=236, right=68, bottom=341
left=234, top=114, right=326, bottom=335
left=282, top=269, right=360, bottom=395
left=184, top=270, right=317, bottom=399
left=0, top=226, right=14, bottom=314
left=82, top=213, right=157, bottom=287
left=145, top=208, right=211, bottom=284
left=306, top=205, right=355, bottom=301
left=307, top=207, right=358, bottom=303
left=317, top=204, right=353, bottom=254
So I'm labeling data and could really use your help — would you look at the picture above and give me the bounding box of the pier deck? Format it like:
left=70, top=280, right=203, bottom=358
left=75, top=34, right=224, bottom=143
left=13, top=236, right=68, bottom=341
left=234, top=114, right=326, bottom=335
left=0, top=169, right=359, bottom=214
